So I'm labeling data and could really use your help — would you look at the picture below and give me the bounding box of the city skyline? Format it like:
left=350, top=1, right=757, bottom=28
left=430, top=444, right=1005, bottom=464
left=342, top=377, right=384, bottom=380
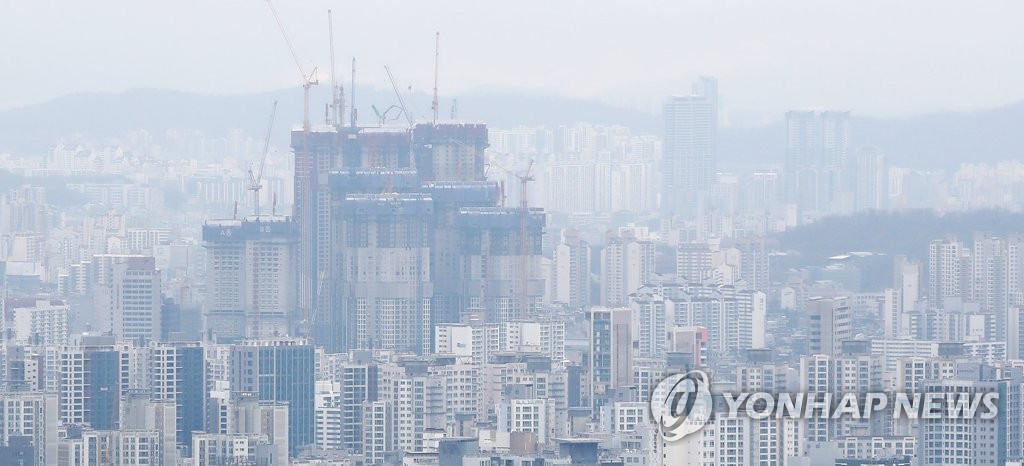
left=4, top=3, right=1024, bottom=466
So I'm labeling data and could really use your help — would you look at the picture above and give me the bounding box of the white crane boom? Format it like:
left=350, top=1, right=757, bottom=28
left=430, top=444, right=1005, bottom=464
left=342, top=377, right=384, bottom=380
left=265, top=0, right=318, bottom=130
left=248, top=101, right=278, bottom=217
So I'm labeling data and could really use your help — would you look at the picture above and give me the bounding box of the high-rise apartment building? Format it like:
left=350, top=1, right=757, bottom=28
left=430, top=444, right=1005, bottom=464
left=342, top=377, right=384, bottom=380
left=202, top=216, right=298, bottom=342
left=92, top=255, right=161, bottom=344
left=589, top=307, right=633, bottom=410
left=1007, top=235, right=1024, bottom=307
left=600, top=229, right=655, bottom=307
left=918, top=376, right=1011, bottom=466
left=0, top=391, right=58, bottom=465
left=149, top=341, right=205, bottom=454
left=853, top=146, right=887, bottom=212
left=676, top=242, right=714, bottom=283
left=58, top=336, right=122, bottom=430
left=784, top=110, right=851, bottom=215
left=663, top=76, right=718, bottom=217
left=972, top=233, right=1008, bottom=315
left=9, top=299, right=70, bottom=346
left=230, top=338, right=314, bottom=457
left=379, top=362, right=445, bottom=453
left=552, top=228, right=591, bottom=310
left=362, top=400, right=395, bottom=465
left=734, top=239, right=771, bottom=293
left=928, top=236, right=967, bottom=308
left=666, top=283, right=767, bottom=356
left=630, top=287, right=667, bottom=359
left=806, top=296, right=852, bottom=356
left=314, top=352, right=381, bottom=454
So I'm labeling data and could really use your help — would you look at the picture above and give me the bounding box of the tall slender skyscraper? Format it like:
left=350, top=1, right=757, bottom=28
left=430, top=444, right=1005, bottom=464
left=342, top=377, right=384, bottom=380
left=663, top=76, right=718, bottom=217
left=784, top=110, right=819, bottom=208
left=784, top=110, right=851, bottom=214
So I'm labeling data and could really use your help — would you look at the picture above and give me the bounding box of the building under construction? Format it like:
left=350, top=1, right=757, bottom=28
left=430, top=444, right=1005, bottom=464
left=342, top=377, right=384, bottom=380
left=293, top=122, right=545, bottom=353
left=202, top=215, right=299, bottom=342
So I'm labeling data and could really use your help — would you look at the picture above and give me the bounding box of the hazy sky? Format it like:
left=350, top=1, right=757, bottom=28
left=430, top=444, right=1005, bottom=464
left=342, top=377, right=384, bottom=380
left=3, top=1, right=1023, bottom=120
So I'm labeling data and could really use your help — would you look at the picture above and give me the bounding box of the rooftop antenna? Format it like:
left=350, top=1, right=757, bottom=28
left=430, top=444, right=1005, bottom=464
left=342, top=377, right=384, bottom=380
left=328, top=9, right=344, bottom=127
left=450, top=99, right=457, bottom=120
left=431, top=31, right=440, bottom=124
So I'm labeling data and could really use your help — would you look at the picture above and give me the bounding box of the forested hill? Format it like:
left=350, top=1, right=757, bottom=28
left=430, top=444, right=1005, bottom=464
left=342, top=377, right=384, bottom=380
left=772, top=209, right=1024, bottom=290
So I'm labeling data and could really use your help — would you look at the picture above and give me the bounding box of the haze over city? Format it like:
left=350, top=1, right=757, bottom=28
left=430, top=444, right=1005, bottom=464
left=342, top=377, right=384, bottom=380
left=4, top=0, right=1024, bottom=118
left=1, top=2, right=1024, bottom=466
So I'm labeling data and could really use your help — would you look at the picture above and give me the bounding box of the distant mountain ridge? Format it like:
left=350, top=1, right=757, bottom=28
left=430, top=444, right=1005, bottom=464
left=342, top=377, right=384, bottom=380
left=1, top=88, right=1022, bottom=169
left=0, top=87, right=659, bottom=155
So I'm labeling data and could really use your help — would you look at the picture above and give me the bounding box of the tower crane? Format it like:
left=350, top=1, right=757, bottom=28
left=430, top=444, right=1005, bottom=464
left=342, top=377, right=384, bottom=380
left=384, top=66, right=414, bottom=127
left=328, top=9, right=344, bottom=128
left=264, top=0, right=318, bottom=336
left=486, top=158, right=536, bottom=320
left=516, top=160, right=535, bottom=320
left=248, top=101, right=278, bottom=217
left=431, top=32, right=440, bottom=123
left=265, top=0, right=318, bottom=131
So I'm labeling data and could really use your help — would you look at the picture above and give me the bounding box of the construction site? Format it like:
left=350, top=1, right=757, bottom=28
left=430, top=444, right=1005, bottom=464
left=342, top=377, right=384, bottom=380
left=255, top=5, right=547, bottom=353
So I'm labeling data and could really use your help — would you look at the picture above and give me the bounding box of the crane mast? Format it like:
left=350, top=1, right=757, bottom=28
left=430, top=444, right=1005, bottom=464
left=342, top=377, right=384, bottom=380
left=432, top=32, right=440, bottom=123
left=248, top=101, right=278, bottom=217
left=328, top=9, right=344, bottom=128
left=350, top=57, right=357, bottom=127
left=264, top=0, right=318, bottom=334
left=486, top=158, right=536, bottom=320
left=518, top=160, right=535, bottom=320
left=265, top=0, right=318, bottom=131
left=384, top=66, right=414, bottom=127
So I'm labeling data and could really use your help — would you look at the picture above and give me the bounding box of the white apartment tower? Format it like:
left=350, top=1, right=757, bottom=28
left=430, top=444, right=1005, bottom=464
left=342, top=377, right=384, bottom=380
left=806, top=296, right=852, bottom=356
left=552, top=228, right=591, bottom=310
left=601, top=229, right=655, bottom=307
left=928, top=236, right=966, bottom=308
left=92, top=254, right=161, bottom=344
left=0, top=392, right=59, bottom=465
